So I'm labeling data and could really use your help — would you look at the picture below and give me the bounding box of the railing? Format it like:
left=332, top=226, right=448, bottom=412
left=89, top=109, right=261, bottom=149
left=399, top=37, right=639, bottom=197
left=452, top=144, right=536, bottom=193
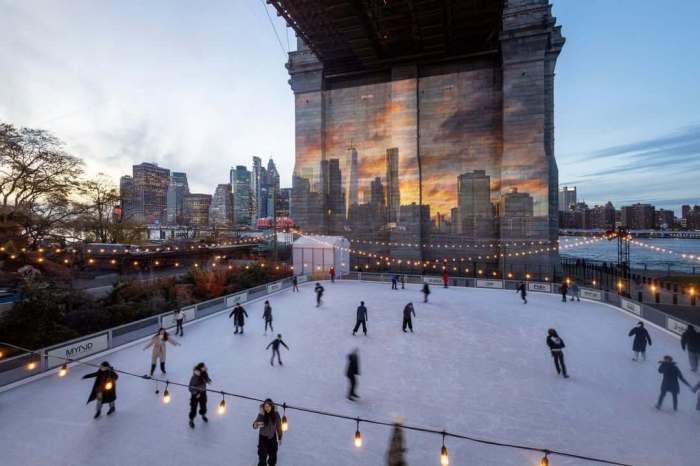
left=0, top=275, right=303, bottom=389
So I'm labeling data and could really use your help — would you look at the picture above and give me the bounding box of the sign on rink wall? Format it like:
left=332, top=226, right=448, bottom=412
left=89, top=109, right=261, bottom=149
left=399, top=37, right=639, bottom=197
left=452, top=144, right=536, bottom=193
left=161, top=307, right=195, bottom=329
left=267, top=282, right=282, bottom=293
left=424, top=277, right=444, bottom=285
left=580, top=289, right=602, bottom=301
left=297, top=275, right=308, bottom=283
left=46, top=334, right=109, bottom=369
left=477, top=280, right=504, bottom=289
left=226, top=292, right=248, bottom=307
left=666, top=317, right=688, bottom=335
left=527, top=282, right=551, bottom=293
left=620, top=299, right=641, bottom=316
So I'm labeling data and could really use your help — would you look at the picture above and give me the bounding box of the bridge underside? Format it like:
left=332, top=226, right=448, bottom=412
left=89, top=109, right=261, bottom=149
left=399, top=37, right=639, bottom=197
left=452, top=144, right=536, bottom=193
left=269, top=0, right=502, bottom=75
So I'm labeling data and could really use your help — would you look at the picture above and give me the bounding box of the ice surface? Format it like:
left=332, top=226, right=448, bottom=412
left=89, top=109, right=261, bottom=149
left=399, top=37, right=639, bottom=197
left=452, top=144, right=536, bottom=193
left=0, top=281, right=697, bottom=466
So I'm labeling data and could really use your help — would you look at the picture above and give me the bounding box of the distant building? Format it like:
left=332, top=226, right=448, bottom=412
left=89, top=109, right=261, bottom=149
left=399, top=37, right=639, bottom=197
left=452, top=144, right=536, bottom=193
left=500, top=188, right=534, bottom=238
left=250, top=157, right=263, bottom=225
left=558, top=186, right=577, bottom=212
left=589, top=202, right=616, bottom=230
left=457, top=170, right=494, bottom=238
left=385, top=148, right=400, bottom=223
left=132, top=163, right=171, bottom=224
left=621, top=203, right=655, bottom=229
left=209, top=184, right=233, bottom=228
left=655, top=209, right=675, bottom=229
left=683, top=205, right=700, bottom=230
left=184, top=193, right=212, bottom=227
left=166, top=172, right=189, bottom=225
left=231, top=165, right=252, bottom=226
left=326, top=159, right=345, bottom=234
left=277, top=187, right=291, bottom=218
left=347, top=147, right=359, bottom=209
left=119, top=175, right=137, bottom=221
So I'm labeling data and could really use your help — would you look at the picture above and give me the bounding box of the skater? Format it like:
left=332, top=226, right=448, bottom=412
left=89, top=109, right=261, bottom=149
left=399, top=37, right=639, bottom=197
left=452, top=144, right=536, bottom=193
left=570, top=281, right=581, bottom=302
left=516, top=281, right=527, bottom=304
left=292, top=275, right=299, bottom=292
left=422, top=282, right=431, bottom=303
left=346, top=349, right=360, bottom=400
left=352, top=301, right=368, bottom=336
left=693, top=380, right=700, bottom=414
left=442, top=269, right=449, bottom=288
left=680, top=325, right=700, bottom=372
left=656, top=355, right=691, bottom=411
left=266, top=334, right=290, bottom=366
left=228, top=303, right=249, bottom=334
left=546, top=328, right=569, bottom=378
left=143, top=328, right=180, bottom=377
left=188, top=362, right=211, bottom=428
left=329, top=266, right=336, bottom=283
left=262, top=301, right=273, bottom=334
left=391, top=275, right=398, bottom=290
left=628, top=321, right=652, bottom=361
left=82, top=361, right=118, bottom=419
left=400, top=274, right=405, bottom=289
left=314, top=282, right=324, bottom=307
left=560, top=281, right=568, bottom=302
left=253, top=398, right=283, bottom=466
left=402, top=302, right=415, bottom=333
left=174, top=307, right=185, bottom=336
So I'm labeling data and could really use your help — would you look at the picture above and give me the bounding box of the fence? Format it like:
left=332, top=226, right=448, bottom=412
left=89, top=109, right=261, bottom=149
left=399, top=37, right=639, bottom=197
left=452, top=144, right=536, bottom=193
left=0, top=275, right=303, bottom=389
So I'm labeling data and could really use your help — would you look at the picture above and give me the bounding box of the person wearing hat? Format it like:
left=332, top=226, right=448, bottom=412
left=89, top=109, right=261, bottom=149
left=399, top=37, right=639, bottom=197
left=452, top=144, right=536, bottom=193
left=82, top=361, right=119, bottom=419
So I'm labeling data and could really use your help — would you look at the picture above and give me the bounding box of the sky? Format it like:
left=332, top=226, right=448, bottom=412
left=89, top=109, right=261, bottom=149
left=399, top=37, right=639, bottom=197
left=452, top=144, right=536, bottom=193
left=1, top=0, right=699, bottom=213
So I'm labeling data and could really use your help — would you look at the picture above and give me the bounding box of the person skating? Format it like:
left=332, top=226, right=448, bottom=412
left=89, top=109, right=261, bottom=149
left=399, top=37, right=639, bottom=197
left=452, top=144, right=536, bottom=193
left=329, top=266, right=336, bottom=283
left=83, top=361, right=119, bottom=419
left=352, top=301, right=368, bottom=336
left=292, top=275, right=299, bottom=292
left=442, top=270, right=449, bottom=288
left=262, top=301, right=273, bottom=335
left=680, top=325, right=700, bottom=372
left=346, top=349, right=360, bottom=401
left=656, top=355, right=691, bottom=411
left=402, top=302, right=415, bottom=333
left=228, top=304, right=249, bottom=334
left=422, top=282, right=431, bottom=303
left=560, top=281, right=568, bottom=302
left=253, top=399, right=283, bottom=466
left=188, top=362, right=211, bottom=428
left=174, top=308, right=185, bottom=336
left=516, top=281, right=527, bottom=304
left=314, top=282, right=324, bottom=307
left=570, top=281, right=581, bottom=302
left=628, top=321, right=652, bottom=361
left=391, top=275, right=398, bottom=290
left=266, top=334, right=290, bottom=366
left=143, top=328, right=180, bottom=377
left=693, top=380, right=700, bottom=414
left=546, top=328, right=569, bottom=378
left=400, top=274, right=405, bottom=289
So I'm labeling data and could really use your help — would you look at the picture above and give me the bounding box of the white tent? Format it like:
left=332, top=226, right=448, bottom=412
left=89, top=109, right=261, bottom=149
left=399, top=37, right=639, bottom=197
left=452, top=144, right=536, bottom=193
left=292, top=235, right=350, bottom=277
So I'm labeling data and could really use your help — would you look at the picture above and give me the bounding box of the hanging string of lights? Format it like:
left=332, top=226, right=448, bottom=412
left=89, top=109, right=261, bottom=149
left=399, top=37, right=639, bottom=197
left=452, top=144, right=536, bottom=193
left=625, top=238, right=700, bottom=263
left=0, top=340, right=631, bottom=466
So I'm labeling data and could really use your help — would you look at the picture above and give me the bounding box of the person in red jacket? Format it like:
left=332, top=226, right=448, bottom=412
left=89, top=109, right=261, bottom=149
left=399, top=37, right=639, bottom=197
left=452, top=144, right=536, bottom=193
left=442, top=270, right=449, bottom=288
left=329, top=266, right=336, bottom=283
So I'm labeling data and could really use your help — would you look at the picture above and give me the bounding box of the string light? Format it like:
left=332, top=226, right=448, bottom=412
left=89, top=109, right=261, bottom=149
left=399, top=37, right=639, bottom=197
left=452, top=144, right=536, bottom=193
left=218, top=392, right=227, bottom=415
left=440, top=432, right=449, bottom=465
left=27, top=361, right=37, bottom=370
left=281, top=403, right=289, bottom=432
left=354, top=418, right=362, bottom=448
left=58, top=363, right=68, bottom=377
left=105, top=380, right=113, bottom=391
left=162, top=382, right=171, bottom=404
left=540, top=451, right=550, bottom=466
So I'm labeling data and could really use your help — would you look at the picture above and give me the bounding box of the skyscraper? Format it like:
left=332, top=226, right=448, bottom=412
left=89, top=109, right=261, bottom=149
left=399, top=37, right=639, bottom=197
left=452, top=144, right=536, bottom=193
left=119, top=175, right=136, bottom=221
left=209, top=184, right=234, bottom=227
left=348, top=147, right=359, bottom=209
left=250, top=156, right=263, bottom=225
left=457, top=170, right=494, bottom=238
left=184, top=193, right=212, bottom=227
left=621, top=203, right=655, bottom=229
left=132, top=162, right=170, bottom=224
left=265, top=159, right=281, bottom=219
left=166, top=172, right=189, bottom=225
left=558, top=186, right=577, bottom=212
left=230, top=166, right=251, bottom=226
left=385, top=148, right=400, bottom=223
left=327, top=158, right=345, bottom=233
left=500, top=188, right=534, bottom=238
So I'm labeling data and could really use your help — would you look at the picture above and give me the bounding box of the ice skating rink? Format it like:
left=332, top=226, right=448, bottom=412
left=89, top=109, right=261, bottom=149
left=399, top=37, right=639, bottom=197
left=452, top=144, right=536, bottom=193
left=0, top=281, right=696, bottom=466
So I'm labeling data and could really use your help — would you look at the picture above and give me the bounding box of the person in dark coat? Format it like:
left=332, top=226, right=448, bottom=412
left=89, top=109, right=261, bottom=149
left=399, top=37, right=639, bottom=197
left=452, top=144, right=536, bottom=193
left=560, top=282, right=568, bottom=302
left=516, top=282, right=527, bottom=304
left=628, top=322, right=652, bottom=361
left=188, top=362, right=211, bottom=428
left=391, top=275, right=398, bottom=290
left=266, top=334, right=290, bottom=366
left=680, top=325, right=700, bottom=372
left=546, top=329, right=569, bottom=378
left=82, top=361, right=119, bottom=418
left=228, top=304, right=249, bottom=334
left=262, top=301, right=273, bottom=334
left=314, top=283, right=324, bottom=307
left=400, top=274, right=405, bottom=289
left=570, top=282, right=580, bottom=302
left=402, top=302, right=415, bottom=333
left=353, top=301, right=368, bottom=336
left=253, top=399, right=283, bottom=466
left=656, top=355, right=691, bottom=411
left=346, top=349, right=360, bottom=400
left=292, top=275, right=299, bottom=292
left=422, top=283, right=431, bottom=303
left=442, top=270, right=449, bottom=288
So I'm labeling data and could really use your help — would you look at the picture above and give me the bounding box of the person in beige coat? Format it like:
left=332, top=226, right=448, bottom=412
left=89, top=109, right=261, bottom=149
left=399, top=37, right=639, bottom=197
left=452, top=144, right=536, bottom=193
left=143, top=328, right=180, bottom=377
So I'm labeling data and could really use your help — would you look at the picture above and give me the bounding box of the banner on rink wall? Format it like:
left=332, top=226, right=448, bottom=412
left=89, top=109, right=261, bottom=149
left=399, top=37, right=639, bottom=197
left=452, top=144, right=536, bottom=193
left=620, top=299, right=641, bottom=316
left=267, top=282, right=282, bottom=293
left=477, top=280, right=504, bottom=289
left=161, top=307, right=195, bottom=328
left=46, top=334, right=109, bottom=369
left=226, top=292, right=248, bottom=307
left=527, top=282, right=551, bottom=293
left=423, top=277, right=444, bottom=285
left=580, top=289, right=602, bottom=301
left=297, top=275, right=308, bottom=283
left=666, top=317, right=688, bottom=335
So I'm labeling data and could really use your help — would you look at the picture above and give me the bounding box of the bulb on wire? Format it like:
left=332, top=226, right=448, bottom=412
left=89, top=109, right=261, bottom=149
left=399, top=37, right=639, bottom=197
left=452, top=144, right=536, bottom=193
left=27, top=361, right=37, bottom=371
left=105, top=380, right=113, bottom=390
left=58, top=363, right=68, bottom=377
left=163, top=383, right=171, bottom=404
left=540, top=452, right=550, bottom=466
left=281, top=403, right=288, bottom=432
left=440, top=433, right=449, bottom=466
left=218, top=393, right=226, bottom=415
left=354, top=419, right=362, bottom=448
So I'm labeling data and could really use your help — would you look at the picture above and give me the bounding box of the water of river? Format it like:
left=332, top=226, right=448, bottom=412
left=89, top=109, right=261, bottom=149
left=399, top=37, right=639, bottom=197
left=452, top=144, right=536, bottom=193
left=560, top=236, right=700, bottom=272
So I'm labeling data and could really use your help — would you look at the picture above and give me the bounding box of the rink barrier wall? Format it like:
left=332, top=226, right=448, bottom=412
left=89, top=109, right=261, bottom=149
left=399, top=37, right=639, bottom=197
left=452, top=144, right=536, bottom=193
left=346, top=272, right=692, bottom=338
left=0, top=275, right=306, bottom=389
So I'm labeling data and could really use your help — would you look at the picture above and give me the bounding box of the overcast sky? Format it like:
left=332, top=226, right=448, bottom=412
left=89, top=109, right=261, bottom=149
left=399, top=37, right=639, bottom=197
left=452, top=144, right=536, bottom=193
left=1, top=0, right=699, bottom=213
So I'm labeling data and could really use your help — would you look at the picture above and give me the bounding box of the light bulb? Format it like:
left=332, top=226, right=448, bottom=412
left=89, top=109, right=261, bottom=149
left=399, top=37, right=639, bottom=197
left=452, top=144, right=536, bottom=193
left=27, top=361, right=37, bottom=370
left=281, top=415, right=288, bottom=432
left=218, top=399, right=226, bottom=415
left=58, top=364, right=68, bottom=377
left=540, top=454, right=549, bottom=466
left=440, top=445, right=449, bottom=465
left=354, top=429, right=363, bottom=448
left=105, top=381, right=113, bottom=390
left=163, top=389, right=171, bottom=404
